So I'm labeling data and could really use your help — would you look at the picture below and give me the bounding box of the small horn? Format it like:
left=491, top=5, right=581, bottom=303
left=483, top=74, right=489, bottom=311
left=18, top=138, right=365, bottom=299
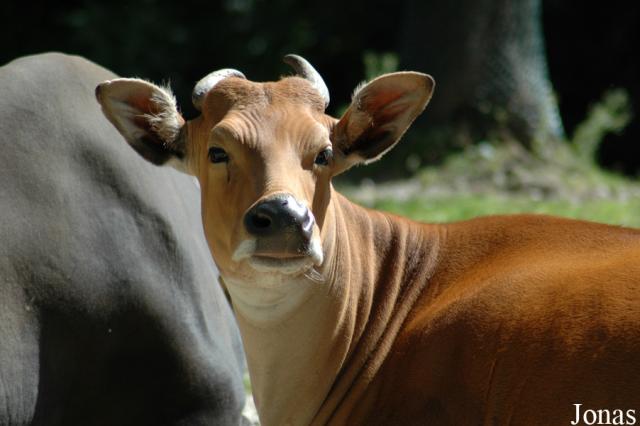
left=283, top=54, right=330, bottom=108
left=192, top=69, right=245, bottom=111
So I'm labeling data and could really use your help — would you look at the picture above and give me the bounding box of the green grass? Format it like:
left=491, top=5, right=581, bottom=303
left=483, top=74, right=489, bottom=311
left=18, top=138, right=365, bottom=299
left=244, top=371, right=252, bottom=393
left=371, top=194, right=640, bottom=228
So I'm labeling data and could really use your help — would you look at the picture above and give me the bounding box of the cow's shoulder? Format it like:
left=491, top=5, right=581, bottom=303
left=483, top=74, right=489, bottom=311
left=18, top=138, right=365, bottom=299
left=369, top=216, right=640, bottom=424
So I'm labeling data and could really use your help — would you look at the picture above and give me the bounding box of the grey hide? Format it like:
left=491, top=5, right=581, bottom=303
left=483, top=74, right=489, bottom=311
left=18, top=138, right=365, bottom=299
left=0, top=53, right=246, bottom=425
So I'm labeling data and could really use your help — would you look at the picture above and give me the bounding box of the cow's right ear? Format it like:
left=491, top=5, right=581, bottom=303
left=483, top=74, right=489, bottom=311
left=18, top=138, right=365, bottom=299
left=330, top=72, right=434, bottom=175
left=96, top=78, right=189, bottom=173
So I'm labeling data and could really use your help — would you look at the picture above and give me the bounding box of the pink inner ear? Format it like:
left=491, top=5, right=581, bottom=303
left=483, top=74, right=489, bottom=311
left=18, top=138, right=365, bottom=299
left=375, top=100, right=410, bottom=125
left=127, top=94, right=164, bottom=146
left=127, top=93, right=165, bottom=137
left=133, top=115, right=151, bottom=132
left=363, top=90, right=408, bottom=125
left=128, top=93, right=159, bottom=116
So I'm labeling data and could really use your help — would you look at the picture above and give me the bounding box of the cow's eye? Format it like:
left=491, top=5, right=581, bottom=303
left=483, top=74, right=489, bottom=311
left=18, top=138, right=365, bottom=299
left=314, top=148, right=333, bottom=166
left=208, top=147, right=229, bottom=163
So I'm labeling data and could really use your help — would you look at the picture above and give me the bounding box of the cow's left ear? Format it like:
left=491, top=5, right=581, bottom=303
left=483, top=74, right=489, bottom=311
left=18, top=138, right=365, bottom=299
left=331, top=72, right=434, bottom=174
left=96, top=78, right=189, bottom=173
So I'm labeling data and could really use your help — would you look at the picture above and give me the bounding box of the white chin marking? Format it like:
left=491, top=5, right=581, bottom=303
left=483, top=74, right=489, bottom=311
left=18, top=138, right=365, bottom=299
left=244, top=238, right=324, bottom=275
left=232, top=239, right=257, bottom=262
left=248, top=256, right=314, bottom=275
left=309, top=238, right=324, bottom=266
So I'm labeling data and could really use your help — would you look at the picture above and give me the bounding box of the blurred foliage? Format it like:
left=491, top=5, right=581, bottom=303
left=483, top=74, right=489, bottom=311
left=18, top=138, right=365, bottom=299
left=572, top=89, right=633, bottom=164
left=363, top=51, right=398, bottom=81
left=2, top=0, right=639, bottom=176
left=1, top=0, right=403, bottom=120
left=342, top=137, right=640, bottom=199
left=340, top=134, right=640, bottom=227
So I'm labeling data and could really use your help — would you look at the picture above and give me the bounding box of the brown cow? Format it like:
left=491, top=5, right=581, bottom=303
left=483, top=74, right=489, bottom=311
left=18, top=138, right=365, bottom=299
left=97, top=55, right=640, bottom=426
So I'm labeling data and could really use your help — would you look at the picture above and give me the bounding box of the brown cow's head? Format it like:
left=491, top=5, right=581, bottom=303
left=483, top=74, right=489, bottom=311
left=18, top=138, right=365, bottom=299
left=96, top=55, right=434, bottom=282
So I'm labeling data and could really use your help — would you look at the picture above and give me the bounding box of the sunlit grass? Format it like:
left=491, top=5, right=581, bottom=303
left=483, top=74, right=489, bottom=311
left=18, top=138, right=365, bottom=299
left=370, top=194, right=640, bottom=228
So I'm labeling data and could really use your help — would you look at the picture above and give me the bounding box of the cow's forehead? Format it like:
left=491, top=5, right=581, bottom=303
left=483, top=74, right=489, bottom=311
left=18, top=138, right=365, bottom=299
left=203, top=76, right=326, bottom=115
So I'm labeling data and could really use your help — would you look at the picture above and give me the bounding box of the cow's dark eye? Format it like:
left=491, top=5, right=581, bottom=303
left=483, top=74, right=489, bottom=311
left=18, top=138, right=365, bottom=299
left=314, top=148, right=333, bottom=166
left=208, top=147, right=229, bottom=163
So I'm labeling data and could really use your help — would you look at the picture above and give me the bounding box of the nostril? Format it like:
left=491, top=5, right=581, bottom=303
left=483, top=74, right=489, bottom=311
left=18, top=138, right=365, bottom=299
left=245, top=207, right=276, bottom=236
left=252, top=213, right=272, bottom=229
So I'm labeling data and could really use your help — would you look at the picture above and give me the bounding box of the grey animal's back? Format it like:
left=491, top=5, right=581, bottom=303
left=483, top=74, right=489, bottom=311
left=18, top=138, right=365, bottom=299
left=0, top=53, right=246, bottom=425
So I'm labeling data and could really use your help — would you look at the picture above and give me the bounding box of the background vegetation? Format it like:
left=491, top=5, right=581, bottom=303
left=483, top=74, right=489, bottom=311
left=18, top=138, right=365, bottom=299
left=2, top=0, right=638, bottom=226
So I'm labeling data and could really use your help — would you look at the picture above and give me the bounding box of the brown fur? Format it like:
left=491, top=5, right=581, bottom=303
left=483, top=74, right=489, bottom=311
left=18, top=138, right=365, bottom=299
left=323, top=208, right=640, bottom=425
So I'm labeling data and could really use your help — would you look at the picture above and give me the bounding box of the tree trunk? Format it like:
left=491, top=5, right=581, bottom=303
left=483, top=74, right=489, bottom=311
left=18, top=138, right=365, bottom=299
left=399, top=0, right=563, bottom=157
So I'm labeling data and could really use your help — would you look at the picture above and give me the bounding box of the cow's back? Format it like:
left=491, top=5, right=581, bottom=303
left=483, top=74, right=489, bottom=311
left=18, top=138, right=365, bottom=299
left=364, top=215, right=640, bottom=425
left=0, top=53, right=246, bottom=425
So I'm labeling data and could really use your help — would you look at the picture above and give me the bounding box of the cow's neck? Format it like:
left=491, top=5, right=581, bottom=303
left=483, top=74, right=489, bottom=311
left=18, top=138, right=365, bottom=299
left=224, top=190, right=441, bottom=426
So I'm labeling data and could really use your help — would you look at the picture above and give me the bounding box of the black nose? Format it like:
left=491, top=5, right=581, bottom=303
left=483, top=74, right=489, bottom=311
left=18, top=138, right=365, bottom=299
left=244, top=194, right=313, bottom=240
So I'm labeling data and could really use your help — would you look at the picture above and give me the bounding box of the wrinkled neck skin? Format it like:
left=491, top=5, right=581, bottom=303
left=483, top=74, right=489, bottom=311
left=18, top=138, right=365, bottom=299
left=222, top=188, right=440, bottom=426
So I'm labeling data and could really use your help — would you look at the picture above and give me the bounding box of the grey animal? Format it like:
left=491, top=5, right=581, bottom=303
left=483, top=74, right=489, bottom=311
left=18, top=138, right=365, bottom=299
left=0, top=53, right=247, bottom=425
